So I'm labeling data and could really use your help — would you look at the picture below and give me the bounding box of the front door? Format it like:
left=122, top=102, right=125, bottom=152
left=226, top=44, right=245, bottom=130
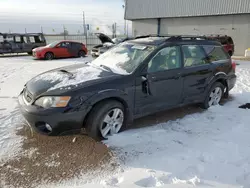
left=181, top=45, right=213, bottom=103
left=53, top=42, right=71, bottom=58
left=135, top=46, right=184, bottom=116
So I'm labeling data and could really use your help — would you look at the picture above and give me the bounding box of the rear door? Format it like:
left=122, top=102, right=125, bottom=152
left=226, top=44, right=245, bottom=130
left=181, top=45, right=213, bottom=103
left=68, top=42, right=80, bottom=57
left=135, top=45, right=184, bottom=115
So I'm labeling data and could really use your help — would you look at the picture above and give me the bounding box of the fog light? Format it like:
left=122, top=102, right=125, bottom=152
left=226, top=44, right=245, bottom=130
left=45, top=123, right=52, bottom=132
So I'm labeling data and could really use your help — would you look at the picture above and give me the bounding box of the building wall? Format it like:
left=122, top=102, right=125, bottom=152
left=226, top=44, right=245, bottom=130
left=126, top=0, right=250, bottom=20
left=132, top=14, right=250, bottom=55
left=132, top=19, right=158, bottom=36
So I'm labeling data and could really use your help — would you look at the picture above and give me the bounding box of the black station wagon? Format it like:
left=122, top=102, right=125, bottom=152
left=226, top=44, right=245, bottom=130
left=18, top=35, right=237, bottom=140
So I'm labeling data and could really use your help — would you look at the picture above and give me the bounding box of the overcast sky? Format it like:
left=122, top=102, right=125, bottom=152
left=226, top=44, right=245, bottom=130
left=0, top=0, right=129, bottom=35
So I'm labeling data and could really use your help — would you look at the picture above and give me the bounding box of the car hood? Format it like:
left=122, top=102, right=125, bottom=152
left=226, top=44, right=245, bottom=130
left=25, top=63, right=120, bottom=98
left=33, top=46, right=48, bottom=51
left=95, top=33, right=114, bottom=44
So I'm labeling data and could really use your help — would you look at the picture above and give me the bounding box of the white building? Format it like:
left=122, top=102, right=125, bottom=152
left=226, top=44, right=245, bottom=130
left=125, top=0, right=250, bottom=55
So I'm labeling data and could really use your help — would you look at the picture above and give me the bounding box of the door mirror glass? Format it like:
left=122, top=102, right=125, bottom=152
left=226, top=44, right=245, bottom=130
left=148, top=46, right=181, bottom=73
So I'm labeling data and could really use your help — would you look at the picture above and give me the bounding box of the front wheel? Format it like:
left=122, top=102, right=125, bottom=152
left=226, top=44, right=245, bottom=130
left=85, top=100, right=125, bottom=140
left=44, top=52, right=54, bottom=60
left=201, top=82, right=224, bottom=109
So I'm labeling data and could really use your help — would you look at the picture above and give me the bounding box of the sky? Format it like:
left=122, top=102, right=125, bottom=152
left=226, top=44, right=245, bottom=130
left=0, top=0, right=131, bottom=35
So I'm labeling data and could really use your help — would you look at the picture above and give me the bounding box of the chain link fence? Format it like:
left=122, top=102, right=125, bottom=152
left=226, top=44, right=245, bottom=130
left=44, top=34, right=126, bottom=50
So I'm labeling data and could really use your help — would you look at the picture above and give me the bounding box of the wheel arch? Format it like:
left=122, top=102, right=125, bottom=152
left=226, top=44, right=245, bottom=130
left=82, top=91, right=133, bottom=128
left=207, top=73, right=228, bottom=95
left=44, top=51, right=54, bottom=58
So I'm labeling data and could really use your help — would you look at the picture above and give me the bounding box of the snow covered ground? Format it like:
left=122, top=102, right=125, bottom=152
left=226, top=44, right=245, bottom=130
left=1, top=56, right=250, bottom=188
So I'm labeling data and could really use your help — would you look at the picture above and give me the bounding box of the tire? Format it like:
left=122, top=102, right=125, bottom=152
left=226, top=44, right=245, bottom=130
left=201, top=82, right=225, bottom=109
left=85, top=100, right=125, bottom=141
left=228, top=51, right=233, bottom=56
left=44, top=52, right=54, bottom=60
left=78, top=50, right=86, bottom=57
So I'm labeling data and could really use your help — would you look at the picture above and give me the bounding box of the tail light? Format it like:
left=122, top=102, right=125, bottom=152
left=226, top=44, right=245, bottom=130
left=232, top=61, right=236, bottom=72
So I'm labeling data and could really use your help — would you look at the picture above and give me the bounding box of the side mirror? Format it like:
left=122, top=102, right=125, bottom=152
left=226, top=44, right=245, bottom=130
left=141, top=75, right=147, bottom=81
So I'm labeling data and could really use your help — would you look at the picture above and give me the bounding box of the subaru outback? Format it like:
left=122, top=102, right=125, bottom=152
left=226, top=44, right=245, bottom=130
left=18, top=35, right=237, bottom=140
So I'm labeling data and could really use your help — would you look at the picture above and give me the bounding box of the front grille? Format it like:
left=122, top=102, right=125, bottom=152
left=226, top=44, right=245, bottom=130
left=23, top=88, right=33, bottom=103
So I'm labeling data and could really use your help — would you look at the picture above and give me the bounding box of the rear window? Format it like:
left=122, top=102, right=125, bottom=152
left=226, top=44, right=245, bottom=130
left=203, top=45, right=229, bottom=61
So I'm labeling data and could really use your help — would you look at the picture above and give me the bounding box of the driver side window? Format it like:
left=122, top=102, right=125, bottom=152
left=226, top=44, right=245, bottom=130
left=148, top=46, right=181, bottom=73
left=58, top=42, right=70, bottom=48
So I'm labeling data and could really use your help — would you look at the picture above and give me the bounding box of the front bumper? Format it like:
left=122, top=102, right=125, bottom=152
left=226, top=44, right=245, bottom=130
left=32, top=51, right=44, bottom=59
left=18, top=94, right=90, bottom=136
left=91, top=50, right=100, bottom=57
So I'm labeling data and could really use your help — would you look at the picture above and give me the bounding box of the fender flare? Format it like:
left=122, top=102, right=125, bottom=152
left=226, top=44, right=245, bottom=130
left=206, top=72, right=228, bottom=93
left=83, top=89, right=134, bottom=126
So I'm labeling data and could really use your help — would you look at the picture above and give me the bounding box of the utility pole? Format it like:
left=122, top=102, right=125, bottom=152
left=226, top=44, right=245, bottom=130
left=83, top=11, right=88, bottom=48
left=112, top=23, right=117, bottom=38
left=122, top=3, right=126, bottom=36
left=63, top=25, right=66, bottom=40
left=41, top=26, right=43, bottom=33
left=25, top=28, right=27, bottom=33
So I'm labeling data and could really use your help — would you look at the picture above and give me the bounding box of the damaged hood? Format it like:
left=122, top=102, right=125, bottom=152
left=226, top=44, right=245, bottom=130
left=25, top=63, right=119, bottom=98
left=95, top=33, right=114, bottom=44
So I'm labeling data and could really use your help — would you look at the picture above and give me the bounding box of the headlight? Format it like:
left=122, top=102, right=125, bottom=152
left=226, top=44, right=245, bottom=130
left=34, top=96, right=71, bottom=108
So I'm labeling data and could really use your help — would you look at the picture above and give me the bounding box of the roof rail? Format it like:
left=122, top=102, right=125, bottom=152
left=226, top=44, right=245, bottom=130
left=167, top=35, right=208, bottom=41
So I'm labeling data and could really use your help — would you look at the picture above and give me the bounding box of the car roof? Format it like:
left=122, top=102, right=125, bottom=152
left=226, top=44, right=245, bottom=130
left=128, top=35, right=222, bottom=46
left=59, top=40, right=82, bottom=44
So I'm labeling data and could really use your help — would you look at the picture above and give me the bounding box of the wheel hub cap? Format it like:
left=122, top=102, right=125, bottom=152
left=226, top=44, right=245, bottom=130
left=208, top=87, right=222, bottom=107
left=100, top=108, right=124, bottom=138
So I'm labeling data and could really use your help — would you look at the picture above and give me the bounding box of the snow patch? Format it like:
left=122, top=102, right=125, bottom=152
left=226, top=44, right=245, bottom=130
left=33, top=66, right=102, bottom=91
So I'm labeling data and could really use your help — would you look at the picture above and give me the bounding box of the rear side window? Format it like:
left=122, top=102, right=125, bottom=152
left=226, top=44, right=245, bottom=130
left=203, top=45, right=229, bottom=61
left=182, top=45, right=208, bottom=67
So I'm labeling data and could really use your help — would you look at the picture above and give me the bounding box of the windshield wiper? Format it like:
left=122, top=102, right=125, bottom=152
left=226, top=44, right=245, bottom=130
left=59, top=69, right=74, bottom=77
left=100, top=65, right=114, bottom=73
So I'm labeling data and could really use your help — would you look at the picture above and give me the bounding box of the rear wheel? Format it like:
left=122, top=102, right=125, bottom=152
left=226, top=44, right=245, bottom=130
left=85, top=100, right=125, bottom=140
left=78, top=50, right=86, bottom=57
left=44, top=52, right=54, bottom=60
left=228, top=51, right=233, bottom=56
left=201, top=82, right=224, bottom=109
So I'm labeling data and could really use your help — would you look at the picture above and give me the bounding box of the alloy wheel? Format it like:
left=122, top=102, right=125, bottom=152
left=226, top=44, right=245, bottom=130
left=208, top=87, right=223, bottom=107
left=100, top=108, right=124, bottom=138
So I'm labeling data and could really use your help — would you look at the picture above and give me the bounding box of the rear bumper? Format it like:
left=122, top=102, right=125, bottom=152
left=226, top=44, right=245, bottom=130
left=18, top=94, right=90, bottom=136
left=227, top=74, right=237, bottom=91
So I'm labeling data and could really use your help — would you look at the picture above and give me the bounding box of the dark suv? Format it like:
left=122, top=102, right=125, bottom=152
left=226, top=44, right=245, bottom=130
left=18, top=35, right=236, bottom=140
left=0, top=33, right=46, bottom=55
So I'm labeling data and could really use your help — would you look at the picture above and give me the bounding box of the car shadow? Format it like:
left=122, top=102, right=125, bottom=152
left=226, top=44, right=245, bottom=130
left=133, top=104, right=204, bottom=129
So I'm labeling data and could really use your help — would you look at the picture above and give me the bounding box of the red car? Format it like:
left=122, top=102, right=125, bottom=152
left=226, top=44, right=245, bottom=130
left=32, top=40, right=88, bottom=60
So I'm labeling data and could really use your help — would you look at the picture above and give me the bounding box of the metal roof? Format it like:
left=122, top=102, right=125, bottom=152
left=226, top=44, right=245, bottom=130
left=125, top=0, right=250, bottom=20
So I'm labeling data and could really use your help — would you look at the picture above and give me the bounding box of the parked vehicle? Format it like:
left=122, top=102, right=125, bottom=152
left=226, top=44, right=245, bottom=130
left=91, top=33, right=132, bottom=57
left=18, top=35, right=236, bottom=140
left=0, top=33, right=46, bottom=55
left=206, top=35, right=234, bottom=56
left=32, top=40, right=88, bottom=60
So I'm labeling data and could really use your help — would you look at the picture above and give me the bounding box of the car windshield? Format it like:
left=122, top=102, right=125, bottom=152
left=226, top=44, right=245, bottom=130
left=91, top=42, right=155, bottom=74
left=47, top=41, right=59, bottom=47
